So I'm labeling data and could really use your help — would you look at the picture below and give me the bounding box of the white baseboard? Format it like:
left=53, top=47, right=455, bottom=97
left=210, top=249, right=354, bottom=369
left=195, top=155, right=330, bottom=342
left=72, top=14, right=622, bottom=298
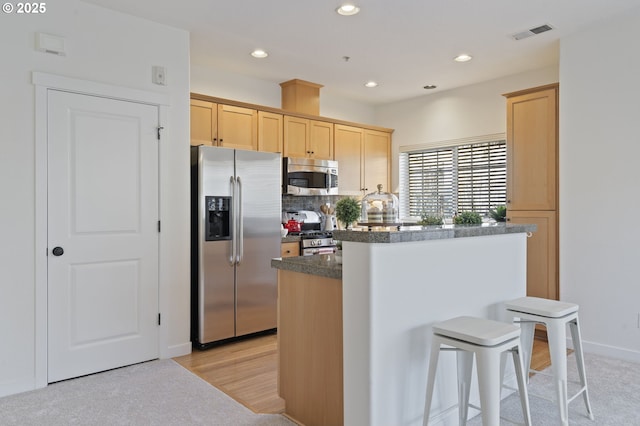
left=568, top=339, right=640, bottom=363
left=161, top=342, right=192, bottom=359
left=0, top=377, right=42, bottom=399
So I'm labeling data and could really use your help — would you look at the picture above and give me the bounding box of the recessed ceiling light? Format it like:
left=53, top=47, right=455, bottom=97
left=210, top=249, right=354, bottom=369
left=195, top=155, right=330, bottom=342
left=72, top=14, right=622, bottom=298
left=423, top=85, right=437, bottom=90
left=251, top=49, right=268, bottom=58
left=364, top=81, right=378, bottom=88
left=336, top=4, right=360, bottom=16
left=454, top=54, right=472, bottom=62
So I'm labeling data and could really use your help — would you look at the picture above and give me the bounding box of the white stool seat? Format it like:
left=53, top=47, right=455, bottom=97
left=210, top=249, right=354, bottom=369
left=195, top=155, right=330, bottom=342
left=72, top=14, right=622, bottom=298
left=433, top=316, right=521, bottom=346
left=506, top=297, right=594, bottom=426
left=506, top=296, right=578, bottom=318
left=424, top=316, right=532, bottom=426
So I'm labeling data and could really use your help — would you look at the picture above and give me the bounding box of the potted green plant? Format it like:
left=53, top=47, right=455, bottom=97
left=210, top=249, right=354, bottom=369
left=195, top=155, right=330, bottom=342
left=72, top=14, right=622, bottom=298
left=335, top=197, right=361, bottom=229
left=418, top=214, right=443, bottom=226
left=488, top=205, right=507, bottom=222
left=453, top=211, right=482, bottom=225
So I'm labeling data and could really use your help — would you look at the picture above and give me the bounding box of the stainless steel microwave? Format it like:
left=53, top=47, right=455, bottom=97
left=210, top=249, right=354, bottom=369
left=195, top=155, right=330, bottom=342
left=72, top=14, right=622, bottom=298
left=283, top=157, right=338, bottom=195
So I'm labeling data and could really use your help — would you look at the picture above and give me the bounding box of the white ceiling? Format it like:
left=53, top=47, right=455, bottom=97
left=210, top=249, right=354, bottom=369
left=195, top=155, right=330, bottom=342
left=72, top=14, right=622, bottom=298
left=85, top=0, right=640, bottom=105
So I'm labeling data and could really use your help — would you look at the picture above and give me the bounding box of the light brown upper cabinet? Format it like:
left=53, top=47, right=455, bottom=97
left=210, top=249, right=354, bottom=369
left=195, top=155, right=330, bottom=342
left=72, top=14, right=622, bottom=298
left=334, top=125, right=391, bottom=196
left=310, top=120, right=334, bottom=160
left=190, top=99, right=217, bottom=146
left=258, top=111, right=283, bottom=153
left=283, top=116, right=333, bottom=160
left=334, top=125, right=364, bottom=195
left=217, top=104, right=258, bottom=151
left=190, top=99, right=257, bottom=150
left=363, top=129, right=391, bottom=195
left=506, top=86, right=557, bottom=211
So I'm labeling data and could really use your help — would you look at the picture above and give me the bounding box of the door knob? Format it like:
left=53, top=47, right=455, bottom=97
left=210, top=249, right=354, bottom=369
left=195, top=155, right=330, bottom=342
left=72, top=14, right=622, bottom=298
left=52, top=246, right=64, bottom=256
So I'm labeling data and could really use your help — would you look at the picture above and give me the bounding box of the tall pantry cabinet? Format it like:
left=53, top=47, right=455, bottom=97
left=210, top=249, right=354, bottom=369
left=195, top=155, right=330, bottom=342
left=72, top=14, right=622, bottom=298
left=504, top=84, right=559, bottom=300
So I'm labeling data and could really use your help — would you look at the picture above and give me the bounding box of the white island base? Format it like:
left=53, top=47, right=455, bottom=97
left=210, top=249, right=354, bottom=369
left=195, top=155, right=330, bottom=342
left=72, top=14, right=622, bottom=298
left=341, top=231, right=528, bottom=426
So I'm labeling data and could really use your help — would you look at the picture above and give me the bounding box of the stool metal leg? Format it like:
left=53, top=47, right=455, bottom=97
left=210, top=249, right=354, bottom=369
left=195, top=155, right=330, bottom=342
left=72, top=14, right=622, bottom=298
left=423, top=337, right=442, bottom=426
left=569, top=318, right=595, bottom=420
left=511, top=343, right=532, bottom=426
left=456, top=349, right=474, bottom=425
left=475, top=349, right=502, bottom=425
left=547, top=319, right=569, bottom=426
left=518, top=320, right=536, bottom=381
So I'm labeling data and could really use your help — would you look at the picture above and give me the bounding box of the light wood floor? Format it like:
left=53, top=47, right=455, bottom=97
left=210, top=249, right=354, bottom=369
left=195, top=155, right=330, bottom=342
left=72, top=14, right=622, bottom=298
left=174, top=332, right=284, bottom=414
left=173, top=333, right=553, bottom=415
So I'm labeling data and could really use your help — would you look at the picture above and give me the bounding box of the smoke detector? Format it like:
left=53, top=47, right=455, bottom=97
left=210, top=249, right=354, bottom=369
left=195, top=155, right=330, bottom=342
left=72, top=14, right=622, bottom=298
left=511, top=24, right=554, bottom=41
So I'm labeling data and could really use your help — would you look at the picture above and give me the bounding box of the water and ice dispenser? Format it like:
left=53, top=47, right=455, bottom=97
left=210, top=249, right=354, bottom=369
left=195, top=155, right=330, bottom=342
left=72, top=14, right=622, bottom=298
left=205, top=196, right=231, bottom=241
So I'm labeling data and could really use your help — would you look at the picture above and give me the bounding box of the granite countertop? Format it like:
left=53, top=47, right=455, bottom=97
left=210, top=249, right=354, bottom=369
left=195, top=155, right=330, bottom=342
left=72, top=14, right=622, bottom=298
left=272, top=223, right=535, bottom=279
left=333, top=222, right=536, bottom=244
left=271, top=254, right=342, bottom=280
left=281, top=235, right=301, bottom=243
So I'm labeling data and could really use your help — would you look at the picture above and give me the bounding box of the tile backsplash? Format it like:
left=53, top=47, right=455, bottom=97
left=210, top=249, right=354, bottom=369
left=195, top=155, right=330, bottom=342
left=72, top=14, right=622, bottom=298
left=282, top=194, right=351, bottom=213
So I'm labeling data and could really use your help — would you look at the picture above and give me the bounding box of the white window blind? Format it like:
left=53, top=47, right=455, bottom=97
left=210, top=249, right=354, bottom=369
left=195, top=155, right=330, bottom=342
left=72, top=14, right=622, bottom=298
left=400, top=140, right=506, bottom=219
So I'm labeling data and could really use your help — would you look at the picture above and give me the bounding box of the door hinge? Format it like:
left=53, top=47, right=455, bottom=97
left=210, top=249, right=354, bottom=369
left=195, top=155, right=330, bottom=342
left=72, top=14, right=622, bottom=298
left=157, top=220, right=161, bottom=232
left=157, top=126, right=164, bottom=140
left=158, top=313, right=161, bottom=326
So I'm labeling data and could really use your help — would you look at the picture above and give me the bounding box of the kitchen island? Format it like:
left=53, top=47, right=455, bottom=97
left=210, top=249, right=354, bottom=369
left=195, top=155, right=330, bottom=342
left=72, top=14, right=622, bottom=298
left=271, top=223, right=535, bottom=426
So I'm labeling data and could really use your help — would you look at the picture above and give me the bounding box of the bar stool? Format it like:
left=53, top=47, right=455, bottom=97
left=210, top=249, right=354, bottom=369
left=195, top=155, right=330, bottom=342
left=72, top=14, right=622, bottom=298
left=505, top=297, right=594, bottom=426
left=423, top=316, right=531, bottom=426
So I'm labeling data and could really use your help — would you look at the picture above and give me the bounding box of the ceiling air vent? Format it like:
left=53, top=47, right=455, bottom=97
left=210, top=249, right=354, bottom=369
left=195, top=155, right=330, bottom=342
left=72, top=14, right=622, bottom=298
left=511, top=24, right=554, bottom=41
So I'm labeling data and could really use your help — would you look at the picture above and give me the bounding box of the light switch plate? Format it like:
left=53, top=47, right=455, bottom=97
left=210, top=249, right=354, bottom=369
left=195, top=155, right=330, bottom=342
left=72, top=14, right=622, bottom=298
left=152, top=66, right=166, bottom=85
left=36, top=32, right=66, bottom=56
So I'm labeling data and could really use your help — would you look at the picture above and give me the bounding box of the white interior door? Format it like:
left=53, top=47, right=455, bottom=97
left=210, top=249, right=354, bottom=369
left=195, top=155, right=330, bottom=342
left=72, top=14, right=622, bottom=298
left=47, top=90, right=159, bottom=383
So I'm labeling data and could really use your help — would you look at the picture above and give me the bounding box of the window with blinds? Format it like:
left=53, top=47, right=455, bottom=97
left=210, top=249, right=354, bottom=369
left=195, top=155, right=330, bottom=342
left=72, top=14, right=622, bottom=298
left=399, top=140, right=506, bottom=219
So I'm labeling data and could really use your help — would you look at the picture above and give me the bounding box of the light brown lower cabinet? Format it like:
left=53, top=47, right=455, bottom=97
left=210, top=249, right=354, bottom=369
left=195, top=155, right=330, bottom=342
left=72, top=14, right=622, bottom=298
left=278, top=270, right=343, bottom=426
left=280, top=242, right=300, bottom=258
left=508, top=210, right=558, bottom=300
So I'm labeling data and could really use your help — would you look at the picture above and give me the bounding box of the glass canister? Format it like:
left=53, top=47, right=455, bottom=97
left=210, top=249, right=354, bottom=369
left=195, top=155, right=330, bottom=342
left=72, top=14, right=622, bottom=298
left=361, top=184, right=399, bottom=224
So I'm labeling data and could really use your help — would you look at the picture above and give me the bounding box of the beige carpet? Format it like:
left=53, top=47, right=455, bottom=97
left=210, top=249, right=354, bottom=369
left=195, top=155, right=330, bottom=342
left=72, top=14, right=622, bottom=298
left=467, top=352, right=640, bottom=425
left=0, top=359, right=295, bottom=426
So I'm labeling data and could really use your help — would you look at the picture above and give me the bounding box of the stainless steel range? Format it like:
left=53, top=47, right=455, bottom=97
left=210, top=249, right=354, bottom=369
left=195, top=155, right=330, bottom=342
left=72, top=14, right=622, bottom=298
left=282, top=210, right=337, bottom=256
left=299, top=231, right=337, bottom=256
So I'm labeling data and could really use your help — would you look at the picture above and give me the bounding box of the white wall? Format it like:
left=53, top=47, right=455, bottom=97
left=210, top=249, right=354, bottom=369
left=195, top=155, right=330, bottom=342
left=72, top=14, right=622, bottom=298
left=375, top=66, right=559, bottom=192
left=190, top=64, right=376, bottom=124
left=190, top=64, right=281, bottom=108
left=0, top=1, right=191, bottom=397
left=559, top=7, right=640, bottom=361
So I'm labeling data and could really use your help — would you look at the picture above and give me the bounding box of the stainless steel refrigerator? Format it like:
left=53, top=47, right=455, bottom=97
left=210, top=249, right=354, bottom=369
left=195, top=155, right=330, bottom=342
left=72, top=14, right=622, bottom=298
left=190, top=146, right=281, bottom=348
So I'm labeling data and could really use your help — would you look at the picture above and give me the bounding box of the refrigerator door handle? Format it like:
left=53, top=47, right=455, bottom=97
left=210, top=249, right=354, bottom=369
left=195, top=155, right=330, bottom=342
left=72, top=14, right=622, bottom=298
left=229, top=175, right=236, bottom=266
left=236, top=176, right=244, bottom=264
